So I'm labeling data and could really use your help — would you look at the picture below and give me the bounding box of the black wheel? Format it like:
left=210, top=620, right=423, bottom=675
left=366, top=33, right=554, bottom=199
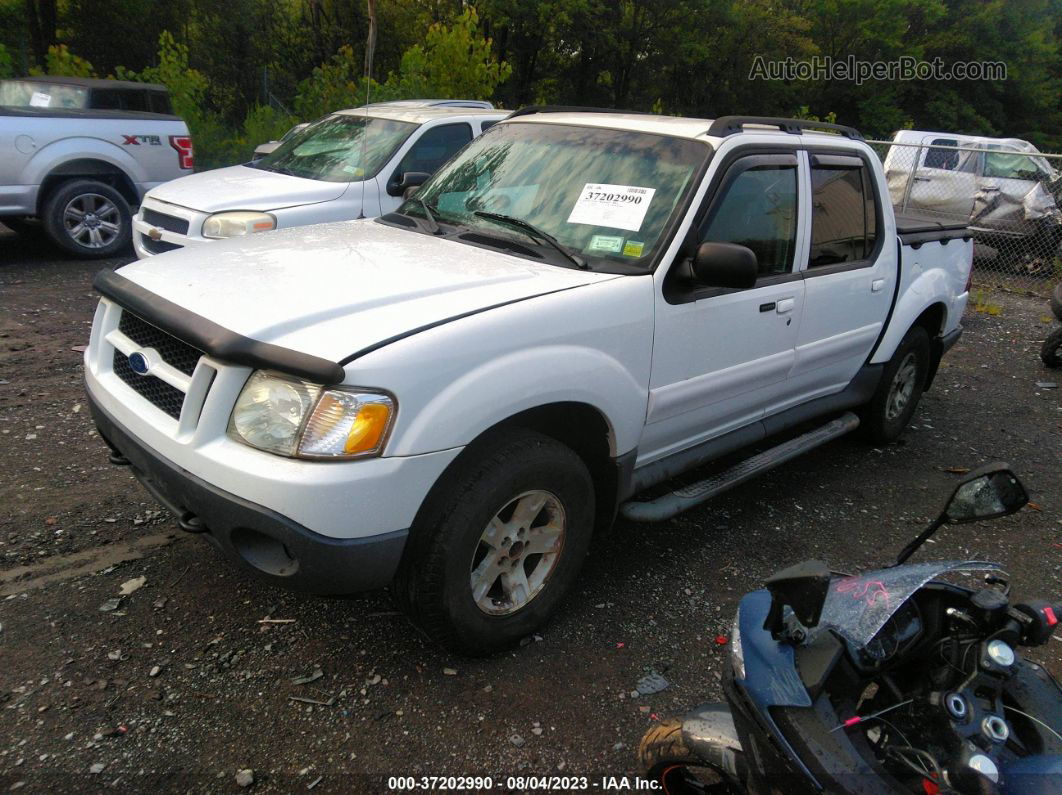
left=42, top=179, right=131, bottom=258
left=862, top=325, right=931, bottom=444
left=1041, top=327, right=1062, bottom=369
left=1051, top=282, right=1062, bottom=323
left=639, top=719, right=735, bottom=794
left=393, top=428, right=594, bottom=655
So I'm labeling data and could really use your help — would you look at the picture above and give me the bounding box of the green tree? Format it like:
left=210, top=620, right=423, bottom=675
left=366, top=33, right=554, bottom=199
left=0, top=43, right=13, bottom=78
left=28, top=43, right=96, bottom=77
left=383, top=7, right=512, bottom=100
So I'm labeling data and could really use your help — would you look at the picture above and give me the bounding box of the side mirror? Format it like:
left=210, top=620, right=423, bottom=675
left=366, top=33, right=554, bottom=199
left=763, top=559, right=831, bottom=640
left=943, top=465, right=1028, bottom=524
left=387, top=171, right=430, bottom=197
left=691, top=242, right=758, bottom=289
left=894, top=463, right=1028, bottom=565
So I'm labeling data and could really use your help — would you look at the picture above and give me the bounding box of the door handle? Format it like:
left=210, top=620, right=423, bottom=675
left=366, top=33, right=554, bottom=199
left=913, top=176, right=932, bottom=182
left=775, top=298, right=795, bottom=314
left=871, top=278, right=886, bottom=292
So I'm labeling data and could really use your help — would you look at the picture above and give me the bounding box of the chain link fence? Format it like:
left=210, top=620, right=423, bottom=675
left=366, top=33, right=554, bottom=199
left=867, top=139, right=1062, bottom=297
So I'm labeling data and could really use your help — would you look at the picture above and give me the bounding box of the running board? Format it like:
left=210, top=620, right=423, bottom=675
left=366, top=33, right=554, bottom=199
left=620, top=412, right=861, bottom=522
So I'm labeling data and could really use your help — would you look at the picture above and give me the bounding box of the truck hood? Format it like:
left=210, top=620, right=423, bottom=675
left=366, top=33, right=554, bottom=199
left=145, top=164, right=348, bottom=213
left=114, top=220, right=618, bottom=365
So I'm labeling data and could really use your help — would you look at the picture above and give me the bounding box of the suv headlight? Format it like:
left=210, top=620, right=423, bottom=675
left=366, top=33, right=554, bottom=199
left=202, top=211, right=276, bottom=239
left=228, top=371, right=395, bottom=460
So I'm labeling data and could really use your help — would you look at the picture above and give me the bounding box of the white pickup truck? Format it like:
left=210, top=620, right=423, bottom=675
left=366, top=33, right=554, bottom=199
left=0, top=76, right=192, bottom=257
left=133, top=104, right=506, bottom=258
left=84, top=110, right=972, bottom=654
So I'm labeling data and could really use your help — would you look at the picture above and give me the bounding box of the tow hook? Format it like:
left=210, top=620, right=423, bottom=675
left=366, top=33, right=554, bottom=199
left=177, top=512, right=207, bottom=533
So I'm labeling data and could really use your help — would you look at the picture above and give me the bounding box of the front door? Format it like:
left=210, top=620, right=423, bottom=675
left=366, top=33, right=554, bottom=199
left=641, top=151, right=807, bottom=465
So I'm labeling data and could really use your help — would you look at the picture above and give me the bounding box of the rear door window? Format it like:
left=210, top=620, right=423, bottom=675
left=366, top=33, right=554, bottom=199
left=808, top=159, right=878, bottom=267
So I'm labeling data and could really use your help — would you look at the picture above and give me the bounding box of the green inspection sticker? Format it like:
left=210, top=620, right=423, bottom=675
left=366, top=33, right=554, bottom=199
left=623, top=240, right=645, bottom=257
left=587, top=234, right=625, bottom=253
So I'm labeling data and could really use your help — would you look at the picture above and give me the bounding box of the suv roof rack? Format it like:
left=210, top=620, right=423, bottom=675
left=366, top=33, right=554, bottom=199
left=506, top=104, right=658, bottom=120
left=706, top=115, right=863, bottom=140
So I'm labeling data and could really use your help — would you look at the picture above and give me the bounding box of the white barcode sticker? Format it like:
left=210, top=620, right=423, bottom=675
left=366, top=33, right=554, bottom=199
left=29, top=91, right=51, bottom=107
left=567, top=183, right=656, bottom=232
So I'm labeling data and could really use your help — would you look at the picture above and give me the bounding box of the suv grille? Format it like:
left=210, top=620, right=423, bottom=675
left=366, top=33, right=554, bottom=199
left=112, top=310, right=204, bottom=420
left=119, top=311, right=201, bottom=376
left=112, top=349, right=186, bottom=419
left=142, top=208, right=190, bottom=235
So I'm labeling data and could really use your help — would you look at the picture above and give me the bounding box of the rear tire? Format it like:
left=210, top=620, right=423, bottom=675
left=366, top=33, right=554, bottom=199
left=42, top=179, right=131, bottom=258
left=393, top=428, right=595, bottom=655
left=639, top=719, right=733, bottom=794
left=862, top=325, right=931, bottom=444
left=1041, top=327, right=1062, bottom=369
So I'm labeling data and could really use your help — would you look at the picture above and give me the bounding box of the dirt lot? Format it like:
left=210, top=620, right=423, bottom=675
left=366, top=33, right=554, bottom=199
left=1, top=225, right=1060, bottom=792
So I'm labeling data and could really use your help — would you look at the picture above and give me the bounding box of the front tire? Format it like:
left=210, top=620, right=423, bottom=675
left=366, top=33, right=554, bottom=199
left=393, top=428, right=595, bottom=655
left=42, top=179, right=131, bottom=258
left=862, top=325, right=931, bottom=444
left=639, top=719, right=734, bottom=794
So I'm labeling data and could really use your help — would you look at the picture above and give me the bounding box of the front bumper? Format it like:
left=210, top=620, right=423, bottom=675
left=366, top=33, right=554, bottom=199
left=89, top=393, right=407, bottom=595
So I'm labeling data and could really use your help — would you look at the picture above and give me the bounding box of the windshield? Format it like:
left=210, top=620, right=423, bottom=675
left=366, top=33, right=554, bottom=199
left=0, top=80, right=88, bottom=109
left=406, top=121, right=709, bottom=269
left=813, top=560, right=1002, bottom=647
left=251, top=114, right=417, bottom=182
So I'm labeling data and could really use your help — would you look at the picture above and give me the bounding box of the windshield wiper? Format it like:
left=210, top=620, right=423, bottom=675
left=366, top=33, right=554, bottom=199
left=408, top=197, right=441, bottom=234
left=472, top=211, right=588, bottom=270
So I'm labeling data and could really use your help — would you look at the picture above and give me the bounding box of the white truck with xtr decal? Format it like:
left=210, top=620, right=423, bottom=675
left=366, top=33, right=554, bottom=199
left=0, top=76, right=192, bottom=257
left=84, top=110, right=973, bottom=654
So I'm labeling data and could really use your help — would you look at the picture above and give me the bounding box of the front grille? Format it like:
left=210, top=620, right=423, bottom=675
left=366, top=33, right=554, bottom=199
left=118, top=311, right=202, bottom=376
left=140, top=234, right=183, bottom=255
left=142, top=208, right=190, bottom=235
left=112, top=349, right=186, bottom=419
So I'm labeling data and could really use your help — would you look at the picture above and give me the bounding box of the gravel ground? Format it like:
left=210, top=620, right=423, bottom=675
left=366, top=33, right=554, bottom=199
left=1, top=224, right=1060, bottom=792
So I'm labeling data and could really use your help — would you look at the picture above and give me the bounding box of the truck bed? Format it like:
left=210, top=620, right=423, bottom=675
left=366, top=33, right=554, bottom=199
left=895, top=210, right=971, bottom=246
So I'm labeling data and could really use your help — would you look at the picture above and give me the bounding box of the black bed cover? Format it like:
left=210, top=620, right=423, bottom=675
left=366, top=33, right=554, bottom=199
left=895, top=210, right=970, bottom=247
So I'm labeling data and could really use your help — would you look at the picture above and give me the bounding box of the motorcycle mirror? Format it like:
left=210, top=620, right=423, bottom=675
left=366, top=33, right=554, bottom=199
left=942, top=465, right=1028, bottom=524
left=895, top=463, right=1028, bottom=565
left=763, top=559, right=831, bottom=640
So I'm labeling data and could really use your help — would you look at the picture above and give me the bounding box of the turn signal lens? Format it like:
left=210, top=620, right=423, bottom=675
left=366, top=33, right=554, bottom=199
left=297, top=391, right=394, bottom=459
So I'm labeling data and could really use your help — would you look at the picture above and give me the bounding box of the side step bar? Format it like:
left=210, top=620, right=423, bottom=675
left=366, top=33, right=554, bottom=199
left=620, top=412, right=861, bottom=522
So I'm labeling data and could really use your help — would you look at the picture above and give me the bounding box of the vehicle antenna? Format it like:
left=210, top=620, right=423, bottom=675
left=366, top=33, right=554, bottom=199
left=357, top=0, right=377, bottom=220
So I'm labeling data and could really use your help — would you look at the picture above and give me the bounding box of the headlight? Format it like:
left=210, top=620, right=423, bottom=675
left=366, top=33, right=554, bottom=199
left=730, top=610, right=745, bottom=680
left=228, top=371, right=395, bottom=460
left=202, top=211, right=276, bottom=239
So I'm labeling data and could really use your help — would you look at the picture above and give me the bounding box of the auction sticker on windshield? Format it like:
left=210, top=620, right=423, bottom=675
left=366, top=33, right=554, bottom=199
left=567, top=183, right=656, bottom=232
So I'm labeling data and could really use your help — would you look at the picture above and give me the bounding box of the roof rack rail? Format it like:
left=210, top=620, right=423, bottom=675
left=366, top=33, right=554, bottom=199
left=706, top=115, right=863, bottom=140
left=506, top=104, right=658, bottom=120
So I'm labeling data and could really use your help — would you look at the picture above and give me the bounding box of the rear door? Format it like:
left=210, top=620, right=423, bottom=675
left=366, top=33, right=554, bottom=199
left=784, top=149, right=895, bottom=410
left=906, top=136, right=977, bottom=219
left=642, top=150, right=807, bottom=463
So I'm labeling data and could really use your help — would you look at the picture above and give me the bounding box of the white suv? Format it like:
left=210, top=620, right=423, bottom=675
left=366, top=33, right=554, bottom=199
left=86, top=110, right=971, bottom=655
left=132, top=105, right=506, bottom=258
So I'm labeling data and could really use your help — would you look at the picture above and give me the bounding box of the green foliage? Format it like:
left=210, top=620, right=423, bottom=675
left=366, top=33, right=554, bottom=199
left=28, top=44, right=96, bottom=77
left=114, top=32, right=208, bottom=124
left=293, top=45, right=393, bottom=121
left=383, top=8, right=512, bottom=100
left=0, top=43, right=12, bottom=79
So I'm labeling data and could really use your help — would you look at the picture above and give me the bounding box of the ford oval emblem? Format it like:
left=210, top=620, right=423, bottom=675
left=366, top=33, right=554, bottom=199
left=128, top=351, right=149, bottom=375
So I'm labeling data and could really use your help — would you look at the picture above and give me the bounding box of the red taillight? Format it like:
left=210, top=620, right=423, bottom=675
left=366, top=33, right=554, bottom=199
left=169, top=135, right=194, bottom=170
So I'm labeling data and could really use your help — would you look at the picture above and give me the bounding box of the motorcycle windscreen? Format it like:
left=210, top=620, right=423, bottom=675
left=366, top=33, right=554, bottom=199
left=812, top=560, right=1002, bottom=647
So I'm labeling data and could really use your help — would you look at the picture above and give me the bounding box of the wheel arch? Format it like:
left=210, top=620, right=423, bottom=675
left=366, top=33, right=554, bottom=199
left=37, top=159, right=140, bottom=213
left=410, top=401, right=624, bottom=545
